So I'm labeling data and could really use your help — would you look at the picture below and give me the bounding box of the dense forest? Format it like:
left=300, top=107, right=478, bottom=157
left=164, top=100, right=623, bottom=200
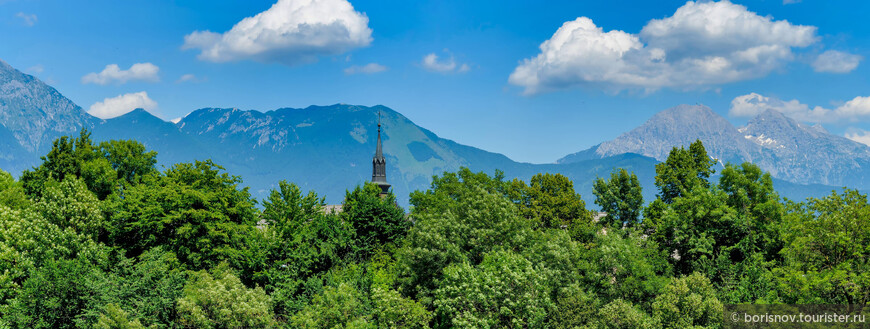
left=0, top=130, right=867, bottom=328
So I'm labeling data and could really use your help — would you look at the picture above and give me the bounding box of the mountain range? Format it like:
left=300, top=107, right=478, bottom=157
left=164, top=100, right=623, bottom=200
left=0, top=59, right=861, bottom=207
left=558, top=104, right=870, bottom=188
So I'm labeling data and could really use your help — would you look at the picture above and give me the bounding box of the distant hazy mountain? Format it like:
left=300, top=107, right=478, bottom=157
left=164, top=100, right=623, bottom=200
left=738, top=109, right=870, bottom=186
left=0, top=59, right=96, bottom=155
left=0, top=59, right=852, bottom=207
left=90, top=108, right=210, bottom=168
left=164, top=104, right=546, bottom=204
left=560, top=105, right=763, bottom=164
left=559, top=104, right=870, bottom=190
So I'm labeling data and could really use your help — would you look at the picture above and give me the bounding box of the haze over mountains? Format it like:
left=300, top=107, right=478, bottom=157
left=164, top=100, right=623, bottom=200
left=0, top=59, right=862, bottom=207
left=559, top=104, right=870, bottom=188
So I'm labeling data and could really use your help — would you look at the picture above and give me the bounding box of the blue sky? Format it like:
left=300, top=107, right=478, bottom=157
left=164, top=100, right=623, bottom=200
left=2, top=0, right=869, bottom=163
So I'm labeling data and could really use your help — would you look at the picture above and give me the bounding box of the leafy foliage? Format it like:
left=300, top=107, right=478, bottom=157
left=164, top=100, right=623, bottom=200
left=0, top=169, right=28, bottom=210
left=21, top=130, right=156, bottom=200
left=108, top=160, right=258, bottom=270
left=94, top=304, right=149, bottom=329
left=33, top=177, right=105, bottom=239
left=654, top=140, right=716, bottom=204
left=342, top=183, right=408, bottom=256
left=176, top=264, right=277, bottom=328
left=516, top=173, right=592, bottom=230
left=400, top=179, right=532, bottom=304
left=2, top=135, right=868, bottom=328
left=434, top=250, right=553, bottom=328
left=594, top=168, right=643, bottom=227
left=5, top=256, right=101, bottom=329
left=775, top=188, right=870, bottom=304
left=651, top=273, right=723, bottom=329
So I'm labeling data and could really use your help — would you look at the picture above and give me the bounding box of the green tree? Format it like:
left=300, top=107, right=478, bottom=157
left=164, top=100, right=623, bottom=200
left=260, top=212, right=355, bottom=317
left=718, top=162, right=784, bottom=259
left=262, top=180, right=325, bottom=235
left=593, top=168, right=643, bottom=227
left=551, top=283, right=600, bottom=329
left=0, top=169, right=29, bottom=210
left=653, top=185, right=739, bottom=276
left=94, top=304, right=149, bottom=329
left=289, top=282, right=374, bottom=329
left=33, top=177, right=105, bottom=239
left=109, top=160, right=258, bottom=270
left=5, top=256, right=101, bottom=329
left=774, top=188, right=870, bottom=304
left=399, top=182, right=532, bottom=304
left=99, top=139, right=158, bottom=184
left=78, top=248, right=188, bottom=328
left=409, top=167, right=515, bottom=215
left=176, top=264, right=277, bottom=328
left=20, top=131, right=158, bottom=200
left=651, top=273, right=723, bottom=329
left=21, top=129, right=117, bottom=199
left=716, top=163, right=785, bottom=303
left=342, top=183, right=408, bottom=256
left=371, top=287, right=431, bottom=329
left=587, top=229, right=671, bottom=305
left=433, top=250, right=553, bottom=329
left=0, top=205, right=107, bottom=311
left=654, top=140, right=716, bottom=204
left=288, top=254, right=430, bottom=329
left=515, top=173, right=594, bottom=236
left=595, top=299, right=658, bottom=329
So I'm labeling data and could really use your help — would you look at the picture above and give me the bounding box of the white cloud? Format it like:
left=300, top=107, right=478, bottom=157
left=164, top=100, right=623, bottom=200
left=344, top=62, right=387, bottom=75
left=16, top=12, right=36, bottom=26
left=177, top=74, right=196, bottom=83
left=730, top=92, right=870, bottom=123
left=421, top=51, right=469, bottom=73
left=26, top=64, right=44, bottom=74
left=176, top=73, right=205, bottom=83
left=845, top=129, right=870, bottom=146
left=88, top=92, right=158, bottom=119
left=182, top=0, right=372, bottom=65
left=509, top=0, right=818, bottom=94
left=82, top=63, right=160, bottom=85
left=812, top=50, right=862, bottom=73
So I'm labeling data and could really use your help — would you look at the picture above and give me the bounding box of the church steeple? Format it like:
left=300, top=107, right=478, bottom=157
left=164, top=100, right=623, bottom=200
left=372, top=110, right=390, bottom=196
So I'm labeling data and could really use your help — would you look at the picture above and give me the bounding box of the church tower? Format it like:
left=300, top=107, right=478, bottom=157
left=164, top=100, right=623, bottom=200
left=372, top=111, right=390, bottom=196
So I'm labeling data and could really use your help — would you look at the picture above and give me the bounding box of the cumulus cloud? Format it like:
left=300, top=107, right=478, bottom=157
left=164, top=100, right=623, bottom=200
left=509, top=0, right=818, bottom=94
left=421, top=51, right=470, bottom=73
left=845, top=129, right=870, bottom=146
left=82, top=63, right=160, bottom=85
left=730, top=92, right=870, bottom=123
left=812, top=50, right=862, bottom=73
left=88, top=92, right=158, bottom=119
left=16, top=12, right=36, bottom=26
left=182, top=0, right=372, bottom=65
left=344, top=62, right=387, bottom=75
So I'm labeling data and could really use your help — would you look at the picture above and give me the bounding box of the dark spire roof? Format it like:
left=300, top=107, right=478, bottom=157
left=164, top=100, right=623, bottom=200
left=375, top=111, right=383, bottom=159
left=372, top=110, right=389, bottom=195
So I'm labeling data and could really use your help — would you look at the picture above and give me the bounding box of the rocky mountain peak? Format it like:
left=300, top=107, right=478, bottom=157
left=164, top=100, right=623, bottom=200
left=589, top=104, right=758, bottom=163
left=0, top=58, right=96, bottom=153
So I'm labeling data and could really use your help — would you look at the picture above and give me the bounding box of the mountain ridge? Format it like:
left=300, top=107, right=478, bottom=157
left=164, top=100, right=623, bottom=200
left=0, top=60, right=857, bottom=206
left=559, top=104, right=870, bottom=189
left=0, top=59, right=96, bottom=154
